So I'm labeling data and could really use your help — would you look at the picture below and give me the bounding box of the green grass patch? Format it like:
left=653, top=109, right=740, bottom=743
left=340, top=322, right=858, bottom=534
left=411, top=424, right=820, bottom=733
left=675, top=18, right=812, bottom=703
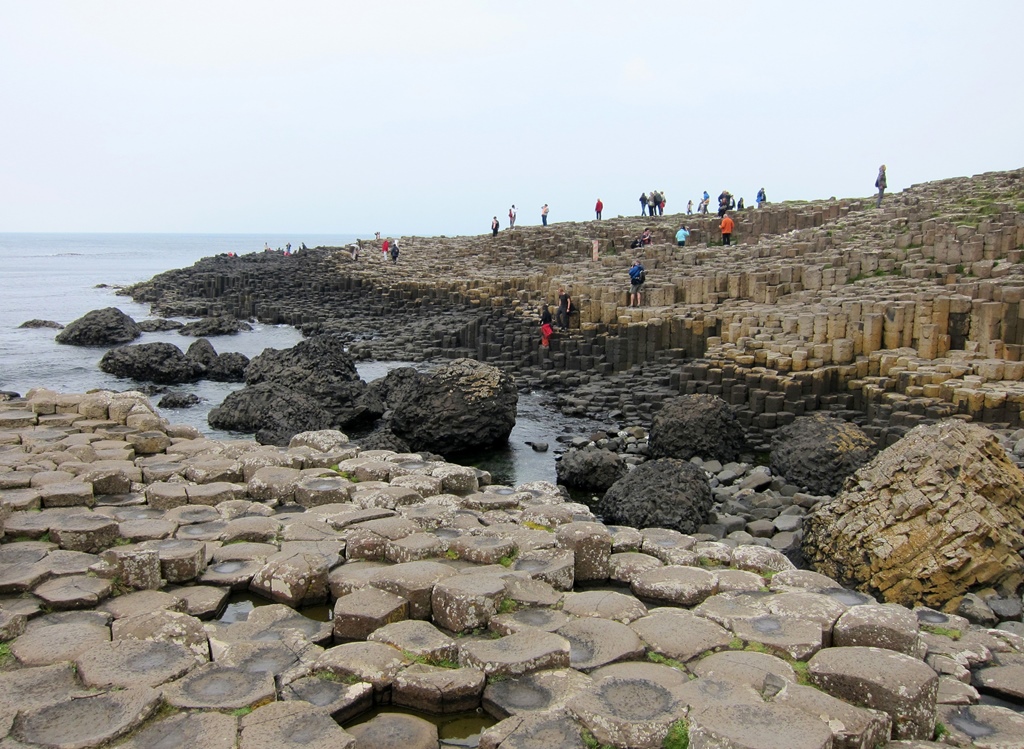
left=581, top=728, right=614, bottom=749
left=230, top=707, right=253, bottom=717
left=934, top=722, right=950, bottom=741
left=401, top=650, right=460, bottom=669
left=445, top=549, right=459, bottom=560
left=920, top=624, right=962, bottom=640
left=647, top=651, right=687, bottom=671
left=523, top=521, right=553, bottom=532
left=792, top=660, right=812, bottom=686
left=663, top=719, right=690, bottom=749
left=497, top=598, right=519, bottom=615
left=498, top=550, right=518, bottom=567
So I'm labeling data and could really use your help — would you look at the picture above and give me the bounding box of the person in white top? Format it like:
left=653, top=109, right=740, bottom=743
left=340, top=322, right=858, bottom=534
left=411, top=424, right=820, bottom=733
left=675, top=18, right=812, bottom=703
left=509, top=205, right=517, bottom=230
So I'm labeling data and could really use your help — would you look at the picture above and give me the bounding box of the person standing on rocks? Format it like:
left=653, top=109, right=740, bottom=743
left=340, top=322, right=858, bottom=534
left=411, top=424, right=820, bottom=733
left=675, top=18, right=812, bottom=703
left=648, top=192, right=658, bottom=217
left=721, top=213, right=735, bottom=246
left=390, top=239, right=400, bottom=264
left=658, top=191, right=666, bottom=216
left=687, top=199, right=693, bottom=215
left=639, top=192, right=648, bottom=216
left=557, top=286, right=573, bottom=330
left=675, top=225, right=690, bottom=247
left=509, top=205, right=517, bottom=230
left=756, top=187, right=767, bottom=208
left=540, top=305, right=553, bottom=347
left=541, top=204, right=549, bottom=226
left=381, top=237, right=390, bottom=260
left=629, top=259, right=646, bottom=307
left=875, top=164, right=887, bottom=208
left=491, top=216, right=500, bottom=237
left=595, top=198, right=603, bottom=220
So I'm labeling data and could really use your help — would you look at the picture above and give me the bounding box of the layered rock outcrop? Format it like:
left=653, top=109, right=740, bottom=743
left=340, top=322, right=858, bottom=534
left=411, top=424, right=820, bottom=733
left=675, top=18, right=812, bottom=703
left=803, top=419, right=1024, bottom=607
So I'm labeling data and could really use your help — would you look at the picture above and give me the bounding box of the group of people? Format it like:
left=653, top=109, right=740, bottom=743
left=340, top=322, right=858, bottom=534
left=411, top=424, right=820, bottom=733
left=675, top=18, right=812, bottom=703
left=639, top=191, right=666, bottom=216
left=379, top=237, right=400, bottom=263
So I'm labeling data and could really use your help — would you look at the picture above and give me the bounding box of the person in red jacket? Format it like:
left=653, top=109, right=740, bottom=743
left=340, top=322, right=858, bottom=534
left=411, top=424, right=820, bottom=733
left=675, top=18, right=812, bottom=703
left=595, top=198, right=603, bottom=220
left=720, top=213, right=735, bottom=246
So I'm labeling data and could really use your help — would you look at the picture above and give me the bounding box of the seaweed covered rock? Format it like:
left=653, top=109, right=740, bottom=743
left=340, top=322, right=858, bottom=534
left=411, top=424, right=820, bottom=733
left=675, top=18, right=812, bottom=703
left=55, top=307, right=141, bottom=346
left=770, top=413, right=877, bottom=495
left=593, top=458, right=712, bottom=534
left=803, top=419, right=1024, bottom=607
left=647, top=395, right=746, bottom=462
left=208, top=334, right=381, bottom=445
left=388, top=359, right=517, bottom=457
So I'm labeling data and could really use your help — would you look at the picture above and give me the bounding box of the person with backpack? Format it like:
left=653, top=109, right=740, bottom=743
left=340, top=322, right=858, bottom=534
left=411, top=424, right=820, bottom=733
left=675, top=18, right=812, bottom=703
left=629, top=259, right=646, bottom=307
left=557, top=286, right=573, bottom=330
left=390, top=239, right=400, bottom=264
left=491, top=216, right=500, bottom=237
left=875, top=165, right=887, bottom=208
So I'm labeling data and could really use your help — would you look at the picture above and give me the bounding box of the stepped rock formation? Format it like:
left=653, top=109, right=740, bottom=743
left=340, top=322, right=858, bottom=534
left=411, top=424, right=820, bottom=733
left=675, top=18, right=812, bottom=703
left=803, top=419, right=1024, bottom=607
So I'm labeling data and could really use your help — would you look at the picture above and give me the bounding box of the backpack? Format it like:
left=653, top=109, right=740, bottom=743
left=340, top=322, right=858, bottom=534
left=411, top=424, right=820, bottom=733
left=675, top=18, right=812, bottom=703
left=638, top=269, right=646, bottom=283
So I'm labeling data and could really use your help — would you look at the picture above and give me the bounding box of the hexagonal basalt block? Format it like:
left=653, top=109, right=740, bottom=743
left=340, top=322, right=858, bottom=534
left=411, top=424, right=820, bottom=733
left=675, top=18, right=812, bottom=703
left=458, top=630, right=570, bottom=678
left=630, top=564, right=718, bottom=606
left=75, top=639, right=197, bottom=689
left=239, top=700, right=356, bottom=749
left=448, top=534, right=517, bottom=565
left=688, top=702, right=834, bottom=749
left=367, top=560, right=458, bottom=620
left=478, top=708, right=587, bottom=749
left=431, top=572, right=507, bottom=633
left=568, top=676, right=687, bottom=749
left=731, top=614, right=824, bottom=661
left=333, top=587, right=409, bottom=641
left=115, top=711, right=238, bottom=749
left=10, top=620, right=111, bottom=666
left=832, top=602, right=921, bottom=655
left=489, top=607, right=573, bottom=636
left=483, top=668, right=593, bottom=719
left=511, top=548, right=575, bottom=591
left=368, top=619, right=458, bottom=663
left=557, top=617, right=645, bottom=672
left=393, top=663, right=486, bottom=713
left=12, top=686, right=162, bottom=748
left=249, top=550, right=330, bottom=607
left=164, top=663, right=276, bottom=709
left=629, top=608, right=732, bottom=663
left=48, top=512, right=119, bottom=552
left=561, top=590, right=648, bottom=624
left=33, top=574, right=112, bottom=610
left=280, top=675, right=374, bottom=723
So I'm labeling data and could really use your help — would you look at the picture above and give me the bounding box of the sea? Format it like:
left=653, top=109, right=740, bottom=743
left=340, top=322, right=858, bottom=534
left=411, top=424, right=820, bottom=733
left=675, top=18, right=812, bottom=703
left=0, top=233, right=605, bottom=485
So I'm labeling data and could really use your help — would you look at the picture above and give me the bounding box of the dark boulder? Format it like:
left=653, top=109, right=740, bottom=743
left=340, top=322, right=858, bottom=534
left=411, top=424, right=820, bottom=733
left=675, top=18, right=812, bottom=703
left=593, top=459, right=712, bottom=534
left=185, top=339, right=248, bottom=382
left=99, top=342, right=202, bottom=384
left=55, top=307, right=141, bottom=346
left=351, top=425, right=412, bottom=454
left=18, top=319, right=63, bottom=329
left=208, top=334, right=381, bottom=445
left=388, top=358, right=517, bottom=457
left=179, top=316, right=253, bottom=337
left=647, top=394, right=746, bottom=463
left=556, top=448, right=627, bottom=492
left=770, top=412, right=876, bottom=495
left=158, top=392, right=201, bottom=409
left=137, top=318, right=183, bottom=332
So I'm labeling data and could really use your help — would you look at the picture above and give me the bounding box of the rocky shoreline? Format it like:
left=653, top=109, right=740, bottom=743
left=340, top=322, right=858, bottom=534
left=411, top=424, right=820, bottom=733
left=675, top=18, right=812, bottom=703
left=1, top=388, right=1024, bottom=748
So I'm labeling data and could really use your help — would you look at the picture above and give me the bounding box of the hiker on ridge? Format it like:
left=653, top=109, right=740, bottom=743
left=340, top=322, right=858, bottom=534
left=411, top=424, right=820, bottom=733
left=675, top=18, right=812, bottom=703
left=875, top=165, right=887, bottom=208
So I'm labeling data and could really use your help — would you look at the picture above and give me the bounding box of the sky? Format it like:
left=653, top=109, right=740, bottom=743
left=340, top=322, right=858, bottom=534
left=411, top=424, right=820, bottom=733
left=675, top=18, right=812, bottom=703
left=2, top=1, right=1023, bottom=237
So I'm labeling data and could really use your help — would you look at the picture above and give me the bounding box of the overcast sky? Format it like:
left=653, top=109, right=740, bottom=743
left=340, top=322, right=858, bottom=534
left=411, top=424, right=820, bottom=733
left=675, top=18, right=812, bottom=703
left=2, top=1, right=1022, bottom=237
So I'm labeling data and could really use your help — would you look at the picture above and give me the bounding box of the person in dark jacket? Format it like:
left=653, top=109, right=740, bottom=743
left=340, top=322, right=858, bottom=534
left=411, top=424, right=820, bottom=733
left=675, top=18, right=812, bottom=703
left=875, top=165, right=887, bottom=208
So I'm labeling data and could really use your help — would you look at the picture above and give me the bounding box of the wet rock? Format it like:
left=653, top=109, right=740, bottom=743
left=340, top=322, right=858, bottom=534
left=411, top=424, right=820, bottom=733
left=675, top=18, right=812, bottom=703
left=770, top=412, right=877, bottom=495
left=100, top=341, right=203, bottom=384
left=647, top=394, right=747, bottom=462
left=12, top=686, right=161, bottom=748
left=595, top=458, right=712, bottom=534
left=345, top=712, right=435, bottom=749
left=55, top=307, right=141, bottom=346
left=136, top=317, right=184, bottom=332
left=18, top=319, right=63, bottom=329
left=393, top=662, right=486, bottom=713
left=179, top=315, right=253, bottom=337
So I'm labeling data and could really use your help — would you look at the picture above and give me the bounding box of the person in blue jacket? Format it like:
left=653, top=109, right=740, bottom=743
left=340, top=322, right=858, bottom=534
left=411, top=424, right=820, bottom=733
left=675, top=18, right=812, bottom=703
left=629, top=260, right=646, bottom=307
left=675, top=225, right=690, bottom=247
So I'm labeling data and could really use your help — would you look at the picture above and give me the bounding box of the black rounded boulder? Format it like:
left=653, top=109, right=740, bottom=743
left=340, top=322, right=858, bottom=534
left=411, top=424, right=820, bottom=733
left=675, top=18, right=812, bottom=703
left=593, top=458, right=712, bottom=534
left=771, top=412, right=876, bottom=495
left=647, top=394, right=746, bottom=463
left=556, top=448, right=628, bottom=492
left=55, top=307, right=141, bottom=346
left=99, top=342, right=202, bottom=384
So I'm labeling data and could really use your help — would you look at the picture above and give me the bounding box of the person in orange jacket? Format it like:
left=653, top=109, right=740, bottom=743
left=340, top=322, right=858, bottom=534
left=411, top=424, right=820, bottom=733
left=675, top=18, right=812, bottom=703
left=720, top=213, right=735, bottom=246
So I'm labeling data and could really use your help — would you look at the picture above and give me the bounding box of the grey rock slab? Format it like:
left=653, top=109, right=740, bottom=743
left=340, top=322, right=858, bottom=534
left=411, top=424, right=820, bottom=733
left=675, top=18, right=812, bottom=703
left=764, top=591, right=848, bottom=647
left=769, top=568, right=844, bottom=592
left=448, top=534, right=517, bottom=565
left=164, top=662, right=276, bottom=709
left=10, top=620, right=111, bottom=666
left=393, top=662, right=486, bottom=714
left=280, top=675, right=374, bottom=723
left=629, top=608, right=732, bottom=663
left=568, top=675, right=688, bottom=749
left=459, top=630, right=571, bottom=678
left=0, top=663, right=85, bottom=718
left=590, top=660, right=689, bottom=690
left=367, top=559, right=458, bottom=619
left=75, top=638, right=197, bottom=688
left=511, top=548, right=575, bottom=591
left=115, top=710, right=239, bottom=749
left=608, top=551, right=664, bottom=585
left=215, top=602, right=333, bottom=646
left=478, top=708, right=587, bottom=749
left=216, top=635, right=322, bottom=683
left=314, top=641, right=410, bottom=692
left=808, top=645, right=938, bottom=740
left=249, top=550, right=330, bottom=607
left=833, top=602, right=921, bottom=655
left=169, top=584, right=230, bottom=619
left=972, top=663, right=1024, bottom=701
left=502, top=575, right=562, bottom=608
left=210, top=541, right=279, bottom=562
left=12, top=686, right=161, bottom=749
left=112, top=609, right=210, bottom=662
left=367, top=619, right=458, bottom=663
left=630, top=564, right=718, bottom=606
left=142, top=538, right=208, bottom=582
left=200, top=558, right=264, bottom=589
left=937, top=703, right=1024, bottom=749
left=239, top=700, right=356, bottom=749
left=689, top=650, right=797, bottom=690
left=688, top=701, right=834, bottom=749
left=32, top=573, right=111, bottom=610
left=714, top=568, right=767, bottom=593
left=560, top=589, right=648, bottom=623
left=731, top=614, right=824, bottom=660
left=672, top=676, right=766, bottom=713
left=48, top=512, right=119, bottom=552
left=489, top=607, right=573, bottom=636
left=332, top=586, right=409, bottom=641
left=345, top=712, right=435, bottom=749
left=483, top=667, right=592, bottom=719
left=431, top=572, right=507, bottom=634
left=770, top=681, right=893, bottom=749
left=97, top=589, right=186, bottom=619
left=556, top=617, right=645, bottom=672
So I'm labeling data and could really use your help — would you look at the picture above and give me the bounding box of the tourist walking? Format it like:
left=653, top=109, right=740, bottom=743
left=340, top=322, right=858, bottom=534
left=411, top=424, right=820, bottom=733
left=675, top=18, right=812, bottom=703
left=875, top=165, right=887, bottom=208
left=381, top=237, right=390, bottom=260
left=639, top=192, right=648, bottom=216
left=648, top=192, right=658, bottom=217
left=629, top=260, right=646, bottom=307
left=509, top=205, right=517, bottom=230
left=557, top=286, right=572, bottom=330
left=658, top=191, right=665, bottom=216
left=720, top=213, right=734, bottom=246
left=756, top=187, right=767, bottom=208
left=390, top=239, right=400, bottom=264
left=491, top=216, right=500, bottom=237
left=595, top=198, right=603, bottom=220
left=540, top=305, right=553, bottom=348
left=675, top=225, right=690, bottom=247
left=541, top=204, right=549, bottom=226
left=687, top=199, right=693, bottom=215
left=737, top=197, right=745, bottom=211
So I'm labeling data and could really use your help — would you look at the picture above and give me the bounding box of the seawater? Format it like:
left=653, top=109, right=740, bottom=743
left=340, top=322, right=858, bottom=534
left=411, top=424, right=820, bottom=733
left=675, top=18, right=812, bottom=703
left=0, top=233, right=608, bottom=485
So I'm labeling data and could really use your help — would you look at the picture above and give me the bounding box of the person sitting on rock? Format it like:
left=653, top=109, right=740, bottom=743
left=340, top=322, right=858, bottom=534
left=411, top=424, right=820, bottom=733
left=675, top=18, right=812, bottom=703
left=641, top=228, right=653, bottom=246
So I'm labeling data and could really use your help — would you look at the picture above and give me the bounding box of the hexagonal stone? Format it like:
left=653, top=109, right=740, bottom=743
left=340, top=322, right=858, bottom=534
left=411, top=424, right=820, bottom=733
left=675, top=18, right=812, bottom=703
left=75, top=639, right=197, bottom=688
left=12, top=686, right=161, bottom=748
left=0, top=663, right=85, bottom=717
left=694, top=592, right=771, bottom=629
left=731, top=615, right=824, bottom=661
left=215, top=602, right=333, bottom=647
left=10, top=621, right=111, bottom=666
left=185, top=481, right=246, bottom=506
left=217, top=635, right=322, bottom=683
left=249, top=550, right=329, bottom=607
left=479, top=708, right=587, bottom=749
left=432, top=572, right=507, bottom=634
left=715, top=568, right=767, bottom=593
left=448, top=534, right=517, bottom=565
left=112, top=609, right=210, bottom=662
left=630, top=565, right=718, bottom=606
left=489, top=607, right=573, bottom=636
left=38, top=481, right=94, bottom=508
left=164, top=663, right=276, bottom=709
left=690, top=650, right=796, bottom=689
left=511, top=548, right=575, bottom=591
left=731, top=545, right=797, bottom=574
left=937, top=703, right=1024, bottom=748
left=165, top=504, right=221, bottom=524
left=764, top=591, right=848, bottom=647
left=393, top=663, right=486, bottom=713
left=833, top=603, right=921, bottom=655
left=171, top=584, right=230, bottom=619
left=248, top=466, right=304, bottom=503
left=808, top=646, right=938, bottom=740
left=333, top=587, right=409, bottom=641
left=556, top=617, right=645, bottom=672
left=640, top=528, right=696, bottom=562
left=201, top=559, right=264, bottom=590
left=589, top=661, right=690, bottom=690
left=385, top=532, right=445, bottom=563
left=608, top=551, right=664, bottom=585
left=116, top=711, right=238, bottom=749
left=281, top=675, right=374, bottom=723
left=432, top=464, right=479, bottom=495
left=483, top=668, right=592, bottom=719
left=458, top=630, right=571, bottom=678
left=294, top=475, right=354, bottom=508
left=140, top=538, right=208, bottom=582
left=368, top=619, right=458, bottom=663
left=568, top=676, right=688, bottom=749
left=239, top=700, right=356, bottom=749
left=629, top=608, right=732, bottom=663
left=554, top=522, right=612, bottom=582
left=33, top=574, right=112, bottom=610
left=48, top=512, right=119, bottom=552
left=346, top=712, right=435, bottom=749
left=771, top=681, right=893, bottom=749
left=314, top=641, right=410, bottom=693
left=688, top=702, right=834, bottom=749
left=176, top=519, right=228, bottom=541
left=972, top=663, right=1024, bottom=701
left=561, top=590, right=648, bottom=624
left=769, top=569, right=844, bottom=593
